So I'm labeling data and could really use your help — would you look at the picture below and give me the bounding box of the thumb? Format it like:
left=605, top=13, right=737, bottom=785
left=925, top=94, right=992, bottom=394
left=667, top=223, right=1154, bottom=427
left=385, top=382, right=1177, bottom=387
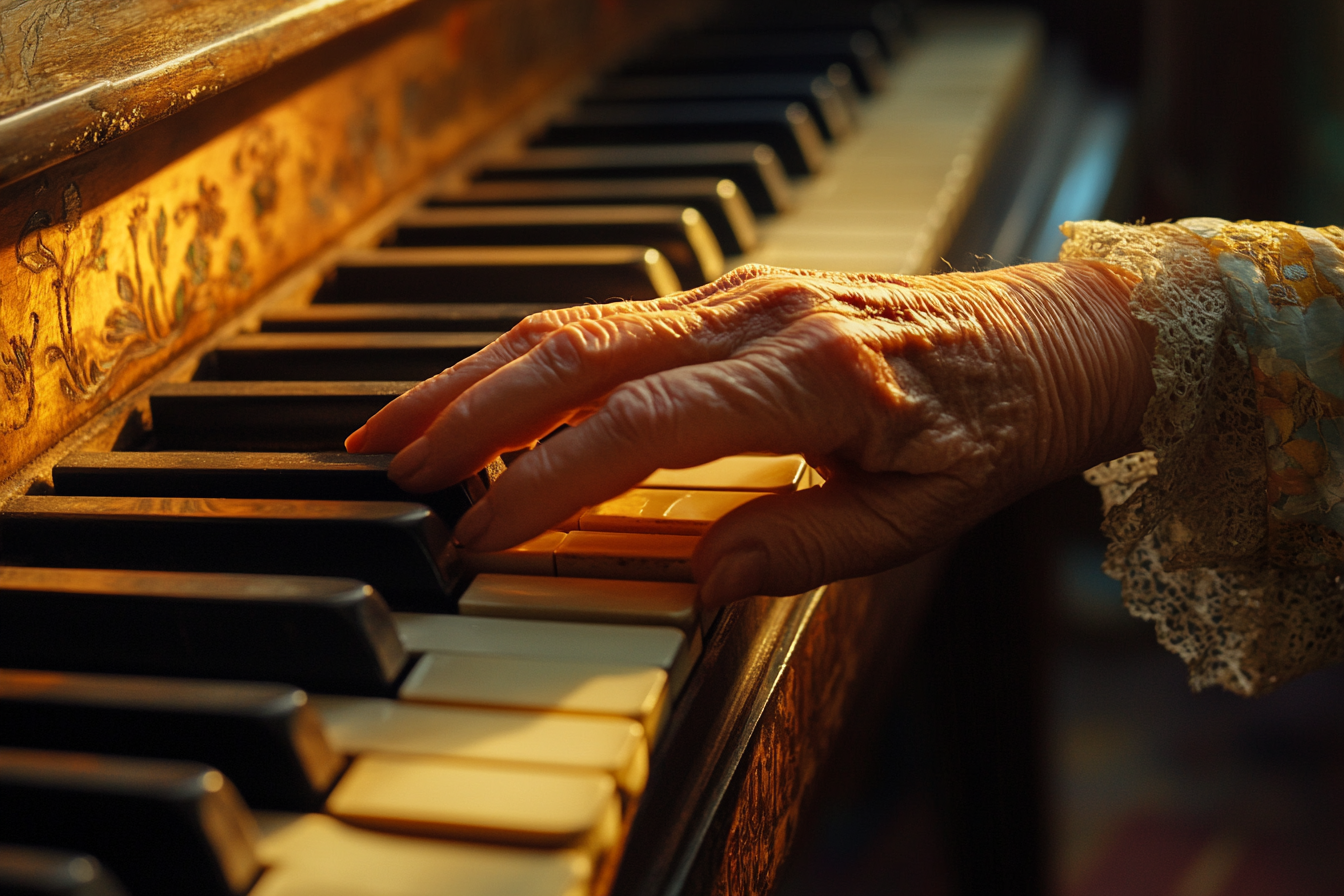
left=692, top=473, right=936, bottom=608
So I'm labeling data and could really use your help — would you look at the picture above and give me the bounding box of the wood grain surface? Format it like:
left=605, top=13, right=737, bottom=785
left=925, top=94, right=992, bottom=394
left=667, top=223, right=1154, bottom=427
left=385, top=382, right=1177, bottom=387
left=2, top=0, right=427, bottom=187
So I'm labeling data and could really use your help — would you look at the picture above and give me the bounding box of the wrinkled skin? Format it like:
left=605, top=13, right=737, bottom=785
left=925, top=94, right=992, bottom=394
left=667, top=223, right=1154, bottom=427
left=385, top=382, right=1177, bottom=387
left=346, top=262, right=1153, bottom=608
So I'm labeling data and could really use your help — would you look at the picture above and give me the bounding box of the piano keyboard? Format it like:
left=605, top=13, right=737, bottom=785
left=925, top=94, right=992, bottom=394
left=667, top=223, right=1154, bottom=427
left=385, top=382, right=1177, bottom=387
left=0, top=8, right=1038, bottom=896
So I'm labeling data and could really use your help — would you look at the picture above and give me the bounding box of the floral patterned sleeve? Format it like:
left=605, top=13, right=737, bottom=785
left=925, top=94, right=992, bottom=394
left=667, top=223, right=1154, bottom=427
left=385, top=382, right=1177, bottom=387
left=1060, top=218, right=1344, bottom=696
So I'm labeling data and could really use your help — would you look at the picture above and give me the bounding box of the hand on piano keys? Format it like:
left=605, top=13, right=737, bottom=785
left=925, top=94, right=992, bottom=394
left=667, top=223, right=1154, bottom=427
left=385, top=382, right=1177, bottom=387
left=347, top=260, right=1153, bottom=609
left=0, top=5, right=1063, bottom=894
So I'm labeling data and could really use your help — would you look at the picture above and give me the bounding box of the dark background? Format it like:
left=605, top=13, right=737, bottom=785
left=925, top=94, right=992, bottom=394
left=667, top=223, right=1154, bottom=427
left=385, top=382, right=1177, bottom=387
left=775, top=3, right=1344, bottom=894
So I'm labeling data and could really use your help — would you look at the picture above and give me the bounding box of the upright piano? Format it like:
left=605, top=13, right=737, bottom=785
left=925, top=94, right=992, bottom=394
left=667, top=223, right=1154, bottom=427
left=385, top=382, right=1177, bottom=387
left=0, top=2, right=1046, bottom=893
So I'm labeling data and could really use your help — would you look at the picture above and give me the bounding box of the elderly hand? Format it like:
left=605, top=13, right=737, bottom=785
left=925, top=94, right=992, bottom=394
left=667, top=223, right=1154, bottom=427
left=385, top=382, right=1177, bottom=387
left=345, top=262, right=1152, bottom=608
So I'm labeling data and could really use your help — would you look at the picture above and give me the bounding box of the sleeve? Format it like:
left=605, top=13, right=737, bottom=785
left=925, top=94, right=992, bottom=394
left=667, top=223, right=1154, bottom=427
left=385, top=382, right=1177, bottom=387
left=1059, top=218, right=1344, bottom=696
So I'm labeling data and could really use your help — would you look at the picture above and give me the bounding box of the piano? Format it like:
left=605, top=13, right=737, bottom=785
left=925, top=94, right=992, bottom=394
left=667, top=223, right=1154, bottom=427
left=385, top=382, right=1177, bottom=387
left=0, top=1, right=1049, bottom=893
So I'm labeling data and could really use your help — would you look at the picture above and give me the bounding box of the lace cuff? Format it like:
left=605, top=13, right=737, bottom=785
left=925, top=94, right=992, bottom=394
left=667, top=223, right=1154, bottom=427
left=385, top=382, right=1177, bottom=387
left=1061, top=219, right=1344, bottom=695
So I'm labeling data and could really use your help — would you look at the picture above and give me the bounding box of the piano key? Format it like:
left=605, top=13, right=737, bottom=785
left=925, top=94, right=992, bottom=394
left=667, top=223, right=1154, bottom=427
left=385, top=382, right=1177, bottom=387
left=259, top=302, right=567, bottom=333
left=0, top=845, right=127, bottom=896
left=457, top=572, right=700, bottom=633
left=0, top=748, right=259, bottom=896
left=52, top=451, right=482, bottom=525
left=150, top=381, right=412, bottom=451
left=0, top=496, right=458, bottom=613
left=460, top=529, right=695, bottom=582
left=578, top=488, right=762, bottom=536
left=638, top=453, right=808, bottom=491
left=390, top=613, right=697, bottom=697
left=473, top=144, right=792, bottom=216
left=425, top=177, right=758, bottom=254
left=707, top=2, right=908, bottom=59
left=552, top=531, right=696, bottom=582
left=399, top=652, right=668, bottom=735
left=320, top=245, right=680, bottom=304
left=625, top=31, right=888, bottom=95
left=0, top=670, right=343, bottom=811
left=326, top=753, right=619, bottom=852
left=310, top=696, right=649, bottom=795
left=0, top=567, right=405, bottom=695
left=203, top=332, right=499, bottom=382
left=460, top=530, right=565, bottom=576
left=252, top=812, right=591, bottom=896
left=585, top=72, right=855, bottom=141
left=534, top=101, right=828, bottom=177
left=390, top=205, right=724, bottom=288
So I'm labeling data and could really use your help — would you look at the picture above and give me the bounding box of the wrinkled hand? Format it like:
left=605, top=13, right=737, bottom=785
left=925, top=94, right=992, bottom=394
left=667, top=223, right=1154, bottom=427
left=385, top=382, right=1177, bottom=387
left=345, top=262, right=1152, bottom=608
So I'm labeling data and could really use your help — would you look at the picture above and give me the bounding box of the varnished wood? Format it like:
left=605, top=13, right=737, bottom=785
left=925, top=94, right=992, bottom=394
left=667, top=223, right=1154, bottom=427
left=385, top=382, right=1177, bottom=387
left=0, top=0, right=421, bottom=188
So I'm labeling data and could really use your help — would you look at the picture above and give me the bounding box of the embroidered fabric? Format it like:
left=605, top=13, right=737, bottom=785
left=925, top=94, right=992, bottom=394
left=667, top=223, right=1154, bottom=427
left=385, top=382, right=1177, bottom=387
left=1061, top=220, right=1344, bottom=696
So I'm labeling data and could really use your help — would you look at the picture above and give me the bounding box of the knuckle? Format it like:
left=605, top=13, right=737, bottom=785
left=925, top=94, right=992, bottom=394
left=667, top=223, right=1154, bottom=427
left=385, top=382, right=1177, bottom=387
left=800, top=313, right=865, bottom=363
left=536, top=319, right=615, bottom=376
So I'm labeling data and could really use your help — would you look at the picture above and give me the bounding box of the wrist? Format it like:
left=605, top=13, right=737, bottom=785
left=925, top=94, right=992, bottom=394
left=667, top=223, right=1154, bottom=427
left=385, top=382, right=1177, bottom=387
left=990, top=261, right=1153, bottom=481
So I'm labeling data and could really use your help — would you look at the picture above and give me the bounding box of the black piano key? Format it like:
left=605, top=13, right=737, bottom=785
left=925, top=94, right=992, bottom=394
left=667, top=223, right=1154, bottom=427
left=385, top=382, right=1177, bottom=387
left=584, top=73, right=855, bottom=141
left=0, top=748, right=259, bottom=896
left=52, top=451, right=483, bottom=525
left=150, top=381, right=411, bottom=451
left=390, top=205, right=724, bottom=287
left=623, top=31, right=888, bottom=95
left=318, top=245, right=680, bottom=304
left=260, top=302, right=564, bottom=334
left=709, top=2, right=908, bottom=59
left=473, top=144, right=792, bottom=216
left=202, top=332, right=500, bottom=382
left=0, top=496, right=458, bottom=612
left=0, top=567, right=405, bottom=695
left=533, top=101, right=828, bottom=177
left=0, top=671, right=343, bottom=812
left=425, top=177, right=757, bottom=255
left=0, top=845, right=126, bottom=896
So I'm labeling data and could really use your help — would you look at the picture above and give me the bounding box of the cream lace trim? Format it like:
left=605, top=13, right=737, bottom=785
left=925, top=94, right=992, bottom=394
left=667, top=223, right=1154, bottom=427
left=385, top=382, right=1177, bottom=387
left=1062, top=220, right=1344, bottom=696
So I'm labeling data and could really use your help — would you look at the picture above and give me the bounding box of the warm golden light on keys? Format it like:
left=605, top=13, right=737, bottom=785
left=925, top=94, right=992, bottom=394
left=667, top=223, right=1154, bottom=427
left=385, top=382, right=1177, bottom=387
left=457, top=573, right=699, bottom=632
left=391, top=613, right=699, bottom=698
left=253, top=812, right=591, bottom=896
left=311, top=696, right=650, bottom=795
left=578, top=488, right=760, bottom=536
left=553, top=531, right=696, bottom=582
left=326, top=753, right=621, bottom=852
left=461, top=530, right=565, bottom=575
left=462, top=531, right=697, bottom=581
left=399, top=652, right=669, bottom=736
left=639, top=455, right=808, bottom=492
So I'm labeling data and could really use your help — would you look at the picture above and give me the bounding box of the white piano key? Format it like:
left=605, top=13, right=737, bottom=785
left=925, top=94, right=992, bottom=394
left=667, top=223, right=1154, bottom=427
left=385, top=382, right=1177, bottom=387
left=399, top=652, right=669, bottom=737
left=577, top=488, right=760, bottom=536
left=461, top=530, right=697, bottom=582
left=391, top=612, right=699, bottom=698
left=457, top=573, right=700, bottom=633
left=552, top=531, right=696, bottom=582
left=638, top=455, right=807, bottom=492
left=460, top=530, right=564, bottom=576
left=252, top=811, right=591, bottom=896
left=311, top=695, right=649, bottom=795
left=325, top=753, right=620, bottom=853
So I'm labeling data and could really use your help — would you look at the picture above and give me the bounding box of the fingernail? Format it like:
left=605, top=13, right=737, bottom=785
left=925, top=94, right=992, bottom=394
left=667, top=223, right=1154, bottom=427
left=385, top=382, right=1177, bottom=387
left=699, top=548, right=767, bottom=608
left=388, top=437, right=430, bottom=483
left=453, top=497, right=494, bottom=549
left=344, top=425, right=368, bottom=453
